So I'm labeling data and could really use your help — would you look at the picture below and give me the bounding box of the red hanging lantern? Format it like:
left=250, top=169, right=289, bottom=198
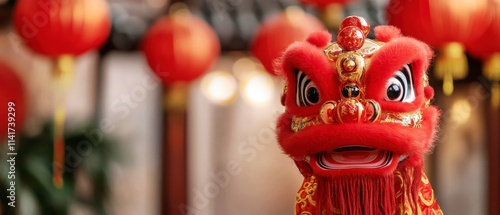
left=467, top=3, right=500, bottom=108
left=0, top=62, right=26, bottom=141
left=13, top=0, right=111, bottom=57
left=251, top=7, right=325, bottom=75
left=467, top=3, right=500, bottom=59
left=141, top=9, right=220, bottom=84
left=387, top=0, right=491, bottom=95
left=13, top=0, right=111, bottom=188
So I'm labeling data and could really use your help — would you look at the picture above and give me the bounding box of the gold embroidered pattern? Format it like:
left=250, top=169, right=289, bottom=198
left=419, top=174, right=435, bottom=207
left=291, top=110, right=423, bottom=133
left=395, top=169, right=444, bottom=215
left=395, top=169, right=417, bottom=215
left=296, top=176, right=318, bottom=209
left=379, top=111, right=423, bottom=128
left=291, top=116, right=321, bottom=133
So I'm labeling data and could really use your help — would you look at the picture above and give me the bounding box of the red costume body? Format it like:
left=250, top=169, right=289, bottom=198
left=275, top=16, right=442, bottom=214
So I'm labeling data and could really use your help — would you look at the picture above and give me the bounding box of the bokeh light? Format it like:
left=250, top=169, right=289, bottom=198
left=201, top=71, right=238, bottom=105
left=241, top=72, right=275, bottom=106
left=450, top=98, right=472, bottom=125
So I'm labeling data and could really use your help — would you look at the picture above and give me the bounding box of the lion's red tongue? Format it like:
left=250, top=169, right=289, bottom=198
left=310, top=146, right=399, bottom=176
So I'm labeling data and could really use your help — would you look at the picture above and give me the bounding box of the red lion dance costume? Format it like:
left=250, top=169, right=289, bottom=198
left=276, top=16, right=443, bottom=214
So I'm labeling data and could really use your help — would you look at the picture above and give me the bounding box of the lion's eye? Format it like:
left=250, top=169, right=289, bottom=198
left=386, top=83, right=402, bottom=101
left=384, top=64, right=415, bottom=103
left=306, top=84, right=320, bottom=104
left=296, top=70, right=320, bottom=106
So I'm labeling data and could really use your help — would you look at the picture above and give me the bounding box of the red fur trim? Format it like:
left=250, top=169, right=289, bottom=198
left=424, top=86, right=434, bottom=100
left=306, top=31, right=332, bottom=48
left=374, top=25, right=401, bottom=42
left=421, top=106, right=441, bottom=151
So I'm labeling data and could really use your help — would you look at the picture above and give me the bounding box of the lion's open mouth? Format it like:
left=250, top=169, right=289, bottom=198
left=305, top=146, right=408, bottom=175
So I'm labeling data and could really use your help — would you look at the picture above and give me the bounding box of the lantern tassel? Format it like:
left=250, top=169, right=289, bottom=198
left=443, top=70, right=454, bottom=96
left=53, top=55, right=74, bottom=188
left=163, top=83, right=188, bottom=214
left=164, top=82, right=188, bottom=111
left=492, top=84, right=500, bottom=109
left=484, top=53, right=500, bottom=109
left=435, top=42, right=468, bottom=96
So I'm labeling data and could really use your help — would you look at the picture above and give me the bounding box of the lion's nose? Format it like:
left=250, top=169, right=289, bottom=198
left=320, top=99, right=381, bottom=124
left=341, top=84, right=361, bottom=98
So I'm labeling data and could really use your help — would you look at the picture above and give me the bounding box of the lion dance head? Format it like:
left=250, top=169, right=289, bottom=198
left=275, top=16, right=442, bottom=215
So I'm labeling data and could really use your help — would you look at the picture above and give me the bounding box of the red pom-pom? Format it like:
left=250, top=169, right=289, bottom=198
left=306, top=31, right=332, bottom=48
left=424, top=86, right=434, bottom=100
left=340, top=16, right=370, bottom=37
left=374, top=25, right=402, bottom=43
left=337, top=26, right=365, bottom=51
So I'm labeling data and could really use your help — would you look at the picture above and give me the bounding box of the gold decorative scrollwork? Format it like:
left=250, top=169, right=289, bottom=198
left=296, top=176, right=318, bottom=209
left=419, top=174, right=435, bottom=207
